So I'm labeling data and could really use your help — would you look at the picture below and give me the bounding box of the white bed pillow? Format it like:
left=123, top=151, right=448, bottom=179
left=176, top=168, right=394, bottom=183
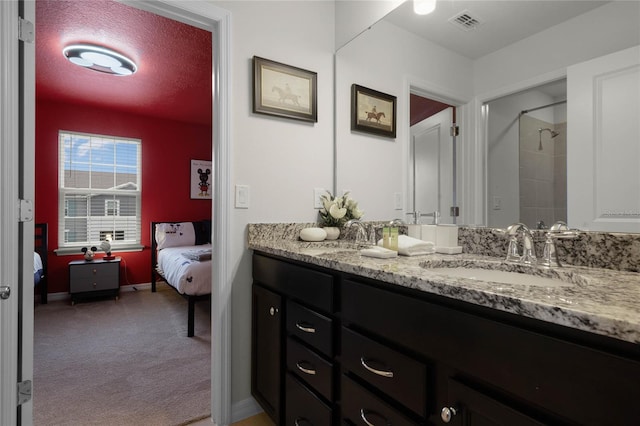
left=155, top=222, right=196, bottom=249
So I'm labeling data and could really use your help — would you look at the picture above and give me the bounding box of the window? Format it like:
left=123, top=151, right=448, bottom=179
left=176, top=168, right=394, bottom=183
left=105, top=199, right=120, bottom=216
left=59, top=131, right=141, bottom=249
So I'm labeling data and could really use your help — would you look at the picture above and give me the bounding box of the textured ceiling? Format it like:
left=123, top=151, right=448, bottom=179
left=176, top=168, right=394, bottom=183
left=36, top=0, right=212, bottom=126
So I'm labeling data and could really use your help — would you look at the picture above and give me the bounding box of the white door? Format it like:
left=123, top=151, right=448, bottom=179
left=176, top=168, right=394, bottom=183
left=1, top=1, right=35, bottom=424
left=410, top=107, right=454, bottom=224
left=567, top=45, right=640, bottom=232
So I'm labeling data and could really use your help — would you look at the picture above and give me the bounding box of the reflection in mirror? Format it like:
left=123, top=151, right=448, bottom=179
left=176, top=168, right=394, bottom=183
left=335, top=0, right=639, bottom=231
left=409, top=94, right=456, bottom=225
left=486, top=80, right=567, bottom=229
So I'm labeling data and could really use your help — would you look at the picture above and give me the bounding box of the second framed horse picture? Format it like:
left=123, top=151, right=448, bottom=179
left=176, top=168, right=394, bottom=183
left=351, top=84, right=397, bottom=138
left=253, top=56, right=318, bottom=123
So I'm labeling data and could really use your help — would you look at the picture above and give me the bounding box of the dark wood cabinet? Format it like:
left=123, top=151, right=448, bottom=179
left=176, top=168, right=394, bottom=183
left=252, top=284, right=283, bottom=423
left=252, top=253, right=337, bottom=425
left=252, top=252, right=640, bottom=426
left=444, top=378, right=546, bottom=426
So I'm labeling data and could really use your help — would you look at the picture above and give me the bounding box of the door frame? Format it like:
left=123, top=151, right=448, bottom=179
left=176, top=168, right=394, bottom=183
left=2, top=0, right=233, bottom=424
left=118, top=2, right=233, bottom=423
left=403, top=76, right=469, bottom=224
left=0, top=1, right=21, bottom=424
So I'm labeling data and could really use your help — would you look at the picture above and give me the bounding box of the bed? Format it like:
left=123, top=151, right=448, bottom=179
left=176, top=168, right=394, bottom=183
left=151, top=220, right=212, bottom=337
left=35, top=223, right=48, bottom=304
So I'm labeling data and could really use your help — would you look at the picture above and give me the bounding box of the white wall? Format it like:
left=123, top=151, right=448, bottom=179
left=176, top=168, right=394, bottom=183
left=336, top=20, right=473, bottom=221
left=334, top=0, right=403, bottom=50
left=474, top=1, right=640, bottom=97
left=214, top=0, right=335, bottom=408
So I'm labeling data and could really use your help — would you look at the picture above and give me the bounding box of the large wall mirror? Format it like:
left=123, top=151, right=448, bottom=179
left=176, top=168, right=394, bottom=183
left=335, top=0, right=640, bottom=232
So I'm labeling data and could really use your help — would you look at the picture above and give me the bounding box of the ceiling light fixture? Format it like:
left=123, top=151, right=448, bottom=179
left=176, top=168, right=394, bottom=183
left=63, top=44, right=137, bottom=76
left=414, top=0, right=437, bottom=15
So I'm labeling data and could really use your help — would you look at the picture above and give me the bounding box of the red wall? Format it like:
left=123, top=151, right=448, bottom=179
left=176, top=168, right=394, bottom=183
left=35, top=99, right=212, bottom=294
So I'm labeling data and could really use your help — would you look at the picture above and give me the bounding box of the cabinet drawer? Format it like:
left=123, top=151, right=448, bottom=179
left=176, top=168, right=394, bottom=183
left=69, top=262, right=119, bottom=293
left=287, top=337, right=333, bottom=401
left=342, top=278, right=640, bottom=424
left=253, top=254, right=334, bottom=312
left=287, top=300, right=333, bottom=356
left=286, top=373, right=332, bottom=426
left=341, top=375, right=418, bottom=426
left=342, top=327, right=427, bottom=417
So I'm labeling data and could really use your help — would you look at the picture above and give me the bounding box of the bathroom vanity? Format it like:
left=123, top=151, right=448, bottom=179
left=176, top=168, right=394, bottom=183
left=250, top=226, right=640, bottom=425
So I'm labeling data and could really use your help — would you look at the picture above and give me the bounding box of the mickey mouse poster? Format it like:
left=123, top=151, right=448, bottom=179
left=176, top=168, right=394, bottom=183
left=190, top=159, right=213, bottom=199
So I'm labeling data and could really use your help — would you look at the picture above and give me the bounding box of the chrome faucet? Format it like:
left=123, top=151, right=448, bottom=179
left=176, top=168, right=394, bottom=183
left=420, top=211, right=440, bottom=225
left=389, top=218, right=405, bottom=227
left=504, top=223, right=537, bottom=265
left=406, top=211, right=420, bottom=224
left=539, top=221, right=580, bottom=268
left=345, top=219, right=376, bottom=245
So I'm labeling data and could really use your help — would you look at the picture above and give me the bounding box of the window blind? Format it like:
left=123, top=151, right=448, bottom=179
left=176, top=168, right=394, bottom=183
left=58, top=131, right=141, bottom=248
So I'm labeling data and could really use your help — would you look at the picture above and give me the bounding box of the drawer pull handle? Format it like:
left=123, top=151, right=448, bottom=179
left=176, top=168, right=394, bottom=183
left=296, top=361, right=316, bottom=375
left=294, top=417, right=312, bottom=426
left=295, top=322, right=316, bottom=333
left=441, top=406, right=458, bottom=423
left=360, top=357, right=394, bottom=378
left=360, top=408, right=388, bottom=426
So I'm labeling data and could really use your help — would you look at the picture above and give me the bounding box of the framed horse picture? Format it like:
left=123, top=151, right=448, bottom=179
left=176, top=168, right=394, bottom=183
left=351, top=84, right=397, bottom=138
left=253, top=56, right=318, bottom=123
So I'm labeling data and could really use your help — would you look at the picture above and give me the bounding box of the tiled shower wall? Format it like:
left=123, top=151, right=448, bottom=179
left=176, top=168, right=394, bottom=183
left=519, top=115, right=567, bottom=228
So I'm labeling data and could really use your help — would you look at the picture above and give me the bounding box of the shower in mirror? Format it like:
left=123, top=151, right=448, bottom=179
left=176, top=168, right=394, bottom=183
left=537, top=127, right=560, bottom=151
left=486, top=79, right=567, bottom=230
left=519, top=98, right=567, bottom=229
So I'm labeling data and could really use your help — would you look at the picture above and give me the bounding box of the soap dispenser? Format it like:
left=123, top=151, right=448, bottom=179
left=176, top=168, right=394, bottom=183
left=387, top=219, right=403, bottom=251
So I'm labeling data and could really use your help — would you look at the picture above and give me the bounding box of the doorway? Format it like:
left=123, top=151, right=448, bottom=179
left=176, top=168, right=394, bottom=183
left=408, top=92, right=456, bottom=224
left=14, top=0, right=232, bottom=424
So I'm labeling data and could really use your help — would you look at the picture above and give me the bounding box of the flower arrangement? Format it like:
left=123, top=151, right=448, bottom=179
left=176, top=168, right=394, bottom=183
left=318, top=191, right=364, bottom=227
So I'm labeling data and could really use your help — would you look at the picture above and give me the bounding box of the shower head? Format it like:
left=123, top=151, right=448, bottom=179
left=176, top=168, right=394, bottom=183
left=537, top=128, right=560, bottom=150
left=539, top=128, right=559, bottom=137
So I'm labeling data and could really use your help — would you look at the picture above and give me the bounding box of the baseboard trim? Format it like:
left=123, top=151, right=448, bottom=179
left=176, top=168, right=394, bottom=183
left=40, top=282, right=153, bottom=303
left=231, top=397, right=263, bottom=423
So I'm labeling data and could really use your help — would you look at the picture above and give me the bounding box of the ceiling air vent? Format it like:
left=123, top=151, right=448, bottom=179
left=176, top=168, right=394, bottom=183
left=448, top=10, right=483, bottom=32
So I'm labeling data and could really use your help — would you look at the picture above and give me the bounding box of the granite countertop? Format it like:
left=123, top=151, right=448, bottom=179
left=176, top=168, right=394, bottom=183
left=248, top=238, right=640, bottom=345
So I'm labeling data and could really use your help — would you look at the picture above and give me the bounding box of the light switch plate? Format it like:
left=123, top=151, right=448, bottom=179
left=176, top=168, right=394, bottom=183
left=235, top=184, right=250, bottom=208
left=492, top=196, right=502, bottom=210
left=313, top=188, right=326, bottom=209
left=394, top=192, right=403, bottom=210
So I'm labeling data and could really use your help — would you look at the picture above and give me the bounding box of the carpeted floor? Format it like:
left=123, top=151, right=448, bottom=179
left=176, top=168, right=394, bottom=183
left=33, top=283, right=211, bottom=426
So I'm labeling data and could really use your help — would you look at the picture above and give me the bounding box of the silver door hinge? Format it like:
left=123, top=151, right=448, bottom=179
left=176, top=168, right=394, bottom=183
left=19, top=199, right=34, bottom=222
left=17, top=380, right=32, bottom=406
left=450, top=125, right=460, bottom=137
left=18, top=17, right=35, bottom=43
left=450, top=206, right=460, bottom=217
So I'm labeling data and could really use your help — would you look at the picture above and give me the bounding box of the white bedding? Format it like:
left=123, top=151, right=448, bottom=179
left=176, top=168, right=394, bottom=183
left=34, top=252, right=43, bottom=273
left=156, top=244, right=212, bottom=296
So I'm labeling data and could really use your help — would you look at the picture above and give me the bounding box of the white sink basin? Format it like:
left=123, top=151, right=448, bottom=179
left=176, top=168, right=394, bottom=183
left=421, top=259, right=590, bottom=287
left=428, top=267, right=572, bottom=287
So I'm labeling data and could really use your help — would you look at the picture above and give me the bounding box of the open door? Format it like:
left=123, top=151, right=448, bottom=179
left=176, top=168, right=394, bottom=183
left=410, top=107, right=455, bottom=224
left=1, top=0, right=35, bottom=424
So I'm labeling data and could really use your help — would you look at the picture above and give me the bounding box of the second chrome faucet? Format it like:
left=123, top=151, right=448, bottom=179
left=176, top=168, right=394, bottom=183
left=499, top=221, right=580, bottom=268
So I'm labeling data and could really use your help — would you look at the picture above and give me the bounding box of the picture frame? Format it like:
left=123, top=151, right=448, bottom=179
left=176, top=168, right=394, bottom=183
left=190, top=159, right=212, bottom=199
left=351, top=84, right=397, bottom=138
left=253, top=56, right=318, bottom=123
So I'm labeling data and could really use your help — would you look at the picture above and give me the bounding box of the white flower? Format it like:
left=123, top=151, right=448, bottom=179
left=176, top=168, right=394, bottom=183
left=329, top=203, right=347, bottom=219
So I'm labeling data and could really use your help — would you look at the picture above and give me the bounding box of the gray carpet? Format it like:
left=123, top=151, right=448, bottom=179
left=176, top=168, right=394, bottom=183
left=34, top=284, right=211, bottom=425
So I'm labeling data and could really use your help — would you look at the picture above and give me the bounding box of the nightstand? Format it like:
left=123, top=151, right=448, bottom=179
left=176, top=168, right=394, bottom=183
left=69, top=257, right=121, bottom=304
